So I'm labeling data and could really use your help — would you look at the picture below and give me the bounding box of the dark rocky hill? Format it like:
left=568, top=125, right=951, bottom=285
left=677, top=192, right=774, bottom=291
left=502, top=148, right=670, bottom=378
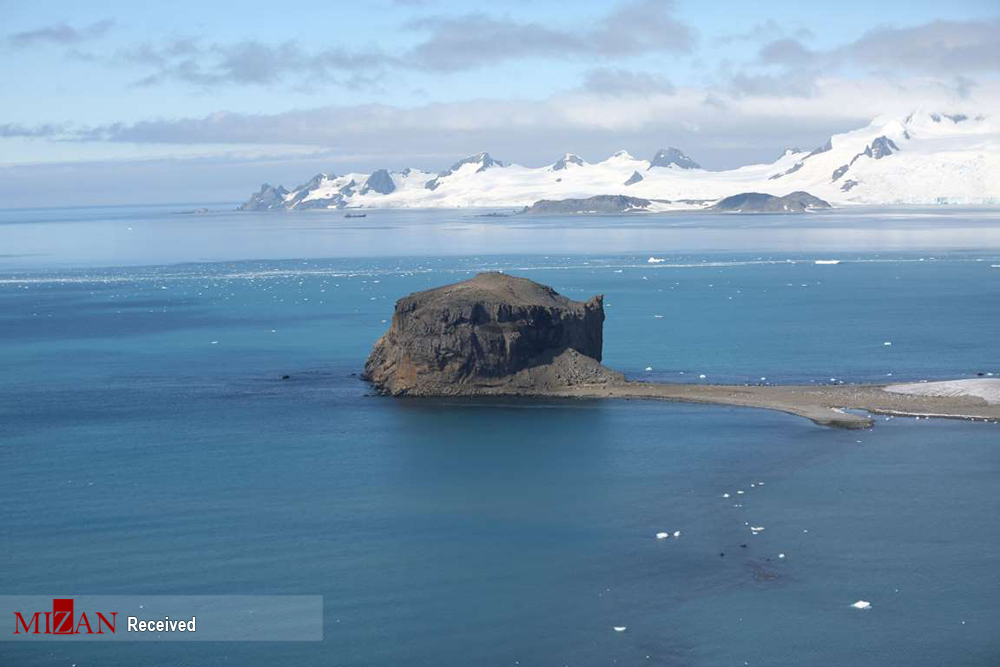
left=363, top=273, right=620, bottom=395
left=710, top=191, right=830, bottom=213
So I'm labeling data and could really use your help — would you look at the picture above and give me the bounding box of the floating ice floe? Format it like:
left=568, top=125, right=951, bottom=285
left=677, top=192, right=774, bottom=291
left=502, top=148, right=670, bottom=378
left=778, top=553, right=785, bottom=559
left=645, top=366, right=653, bottom=371
left=851, top=600, right=872, bottom=610
left=673, top=530, right=681, bottom=538
left=655, top=532, right=670, bottom=539
left=814, top=260, right=840, bottom=265
left=647, top=257, right=666, bottom=264
left=614, top=626, right=628, bottom=632
left=883, top=341, right=892, bottom=346
left=750, top=526, right=765, bottom=534
left=722, top=493, right=730, bottom=498
left=699, top=374, right=707, bottom=379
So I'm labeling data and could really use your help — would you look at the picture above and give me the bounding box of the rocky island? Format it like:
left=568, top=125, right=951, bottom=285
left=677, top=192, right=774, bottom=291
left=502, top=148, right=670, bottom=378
left=710, top=191, right=831, bottom=213
left=364, top=272, right=621, bottom=395
left=365, top=273, right=1000, bottom=429
left=520, top=195, right=657, bottom=215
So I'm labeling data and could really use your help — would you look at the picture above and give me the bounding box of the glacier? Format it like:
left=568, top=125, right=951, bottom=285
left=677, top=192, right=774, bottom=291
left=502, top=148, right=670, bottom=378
left=240, top=110, right=1000, bottom=211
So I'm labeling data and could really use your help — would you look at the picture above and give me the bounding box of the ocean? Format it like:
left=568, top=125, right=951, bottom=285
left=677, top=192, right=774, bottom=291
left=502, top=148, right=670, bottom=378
left=1, top=205, right=999, bottom=666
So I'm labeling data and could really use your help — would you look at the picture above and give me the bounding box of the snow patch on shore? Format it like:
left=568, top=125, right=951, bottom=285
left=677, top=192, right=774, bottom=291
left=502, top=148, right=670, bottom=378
left=885, top=379, right=1000, bottom=404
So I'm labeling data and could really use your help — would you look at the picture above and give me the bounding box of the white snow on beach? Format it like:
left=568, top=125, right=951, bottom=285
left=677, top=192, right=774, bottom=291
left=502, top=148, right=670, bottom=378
left=885, top=379, right=1000, bottom=404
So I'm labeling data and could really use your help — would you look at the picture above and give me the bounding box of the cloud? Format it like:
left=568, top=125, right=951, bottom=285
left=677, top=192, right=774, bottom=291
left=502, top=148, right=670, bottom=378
left=581, top=68, right=675, bottom=97
left=757, top=18, right=1000, bottom=75
left=758, top=38, right=816, bottom=66
left=102, top=1, right=693, bottom=89
left=7, top=19, right=114, bottom=47
left=718, top=19, right=814, bottom=45
left=727, top=71, right=820, bottom=98
left=842, top=19, right=1000, bottom=73
left=61, top=74, right=995, bottom=157
left=728, top=18, right=1000, bottom=101
left=0, top=122, right=69, bottom=138
left=116, top=38, right=394, bottom=89
left=405, top=0, right=694, bottom=71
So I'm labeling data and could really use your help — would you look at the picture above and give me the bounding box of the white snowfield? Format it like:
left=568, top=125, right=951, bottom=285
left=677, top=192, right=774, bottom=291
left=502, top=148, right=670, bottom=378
left=249, top=109, right=1000, bottom=210
left=885, top=379, right=1000, bottom=405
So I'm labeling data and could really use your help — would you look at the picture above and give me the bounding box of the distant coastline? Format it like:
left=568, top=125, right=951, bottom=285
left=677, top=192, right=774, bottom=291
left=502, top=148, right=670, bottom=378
left=239, top=110, right=999, bottom=212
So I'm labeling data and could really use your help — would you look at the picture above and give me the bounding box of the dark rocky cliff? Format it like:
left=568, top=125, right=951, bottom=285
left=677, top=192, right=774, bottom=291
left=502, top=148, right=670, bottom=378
left=364, top=273, right=619, bottom=395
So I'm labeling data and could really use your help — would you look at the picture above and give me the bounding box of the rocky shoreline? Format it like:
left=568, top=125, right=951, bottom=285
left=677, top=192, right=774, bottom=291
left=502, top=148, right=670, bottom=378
left=364, top=273, right=1000, bottom=429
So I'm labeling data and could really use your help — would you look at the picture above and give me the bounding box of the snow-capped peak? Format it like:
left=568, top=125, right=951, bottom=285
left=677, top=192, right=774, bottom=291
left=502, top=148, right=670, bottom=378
left=424, top=152, right=505, bottom=190
left=602, top=150, right=641, bottom=164
left=551, top=153, right=586, bottom=170
left=649, top=147, right=701, bottom=170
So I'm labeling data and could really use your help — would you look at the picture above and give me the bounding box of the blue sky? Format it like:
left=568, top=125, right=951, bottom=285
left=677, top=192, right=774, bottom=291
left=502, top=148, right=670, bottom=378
left=1, top=0, right=998, bottom=206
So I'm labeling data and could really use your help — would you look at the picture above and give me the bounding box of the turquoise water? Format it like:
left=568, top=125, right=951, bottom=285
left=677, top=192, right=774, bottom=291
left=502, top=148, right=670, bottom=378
left=1, top=207, right=999, bottom=665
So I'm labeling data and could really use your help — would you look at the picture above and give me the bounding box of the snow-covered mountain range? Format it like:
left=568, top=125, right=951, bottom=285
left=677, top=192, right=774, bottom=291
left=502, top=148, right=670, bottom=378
left=240, top=109, right=1000, bottom=211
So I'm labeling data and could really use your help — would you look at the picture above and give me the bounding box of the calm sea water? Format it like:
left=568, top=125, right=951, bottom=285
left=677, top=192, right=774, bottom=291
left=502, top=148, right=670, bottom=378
left=1, top=206, right=999, bottom=666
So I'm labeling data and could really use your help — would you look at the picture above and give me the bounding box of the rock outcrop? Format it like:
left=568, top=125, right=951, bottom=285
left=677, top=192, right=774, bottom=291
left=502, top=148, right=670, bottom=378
left=710, top=191, right=831, bottom=213
left=363, top=273, right=620, bottom=395
left=360, top=169, right=396, bottom=195
left=648, top=147, right=700, bottom=170
left=239, top=183, right=289, bottom=211
left=521, top=195, right=653, bottom=215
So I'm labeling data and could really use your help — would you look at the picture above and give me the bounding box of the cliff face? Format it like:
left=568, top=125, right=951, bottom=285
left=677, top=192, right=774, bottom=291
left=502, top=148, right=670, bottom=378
left=364, top=272, right=618, bottom=395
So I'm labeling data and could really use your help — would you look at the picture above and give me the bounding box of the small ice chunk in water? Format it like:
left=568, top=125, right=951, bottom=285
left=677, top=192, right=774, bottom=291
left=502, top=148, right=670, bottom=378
left=723, top=493, right=730, bottom=498
left=672, top=531, right=681, bottom=538
left=851, top=600, right=872, bottom=610
left=655, top=532, right=669, bottom=539
left=647, top=257, right=665, bottom=264
left=750, top=526, right=765, bottom=534
left=614, top=626, right=628, bottom=632
left=778, top=553, right=785, bottom=559
left=645, top=366, right=653, bottom=371
left=699, top=374, right=707, bottom=379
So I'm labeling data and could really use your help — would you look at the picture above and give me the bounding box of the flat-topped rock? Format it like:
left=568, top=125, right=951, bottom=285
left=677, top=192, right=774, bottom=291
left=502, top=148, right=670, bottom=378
left=363, top=273, right=618, bottom=395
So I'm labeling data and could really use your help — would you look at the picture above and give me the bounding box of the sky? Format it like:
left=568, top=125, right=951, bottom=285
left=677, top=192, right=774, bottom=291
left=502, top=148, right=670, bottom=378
left=1, top=0, right=998, bottom=207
